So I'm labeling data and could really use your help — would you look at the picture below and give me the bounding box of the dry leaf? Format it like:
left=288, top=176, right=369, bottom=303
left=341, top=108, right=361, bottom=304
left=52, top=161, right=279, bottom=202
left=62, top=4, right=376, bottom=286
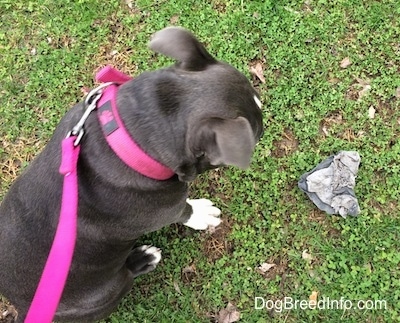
left=250, top=62, right=266, bottom=83
left=217, top=303, right=240, bottom=323
left=206, top=224, right=217, bottom=234
left=302, top=249, right=313, bottom=263
left=355, top=77, right=370, bottom=86
left=358, top=84, right=371, bottom=100
left=284, top=6, right=300, bottom=14
left=309, top=291, right=318, bottom=306
left=110, top=50, right=118, bottom=56
left=340, top=57, right=351, bottom=68
left=364, top=263, right=372, bottom=274
left=173, top=281, right=182, bottom=295
left=170, top=15, right=179, bottom=24
left=0, top=301, right=17, bottom=321
left=80, top=86, right=90, bottom=96
left=328, top=78, right=340, bottom=85
left=368, top=106, right=376, bottom=119
left=124, top=0, right=133, bottom=9
left=308, top=270, right=322, bottom=282
left=182, top=264, right=196, bottom=274
left=346, top=77, right=372, bottom=101
left=258, top=263, right=276, bottom=273
left=395, top=87, right=400, bottom=98
left=355, top=77, right=371, bottom=100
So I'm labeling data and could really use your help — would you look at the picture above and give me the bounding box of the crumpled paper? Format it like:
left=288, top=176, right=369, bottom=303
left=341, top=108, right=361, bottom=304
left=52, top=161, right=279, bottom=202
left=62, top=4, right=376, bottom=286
left=298, top=151, right=361, bottom=218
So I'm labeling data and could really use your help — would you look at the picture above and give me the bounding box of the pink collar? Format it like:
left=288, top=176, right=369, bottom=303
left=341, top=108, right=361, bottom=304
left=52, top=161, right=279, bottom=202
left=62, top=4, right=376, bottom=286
left=95, top=66, right=175, bottom=180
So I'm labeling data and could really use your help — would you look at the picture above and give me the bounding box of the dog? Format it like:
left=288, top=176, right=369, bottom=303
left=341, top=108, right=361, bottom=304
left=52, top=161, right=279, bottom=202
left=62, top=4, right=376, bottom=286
left=0, top=27, right=263, bottom=322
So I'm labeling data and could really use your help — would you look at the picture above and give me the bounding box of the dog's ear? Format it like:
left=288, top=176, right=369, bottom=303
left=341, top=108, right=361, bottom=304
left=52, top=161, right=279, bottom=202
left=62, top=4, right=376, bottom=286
left=149, top=27, right=217, bottom=71
left=193, top=117, right=256, bottom=169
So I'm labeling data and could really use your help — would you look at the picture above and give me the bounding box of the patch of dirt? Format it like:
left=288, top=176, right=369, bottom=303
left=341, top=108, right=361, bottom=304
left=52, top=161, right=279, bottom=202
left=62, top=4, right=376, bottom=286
left=181, top=263, right=197, bottom=284
left=169, top=14, right=180, bottom=25
left=202, top=218, right=233, bottom=262
left=327, top=227, right=342, bottom=239
left=345, top=77, right=371, bottom=101
left=319, top=110, right=343, bottom=137
left=0, top=299, right=17, bottom=323
left=175, top=219, right=233, bottom=286
left=319, top=110, right=361, bottom=142
left=256, top=255, right=288, bottom=286
left=307, top=208, right=328, bottom=223
left=209, top=0, right=228, bottom=13
left=271, top=129, right=299, bottom=158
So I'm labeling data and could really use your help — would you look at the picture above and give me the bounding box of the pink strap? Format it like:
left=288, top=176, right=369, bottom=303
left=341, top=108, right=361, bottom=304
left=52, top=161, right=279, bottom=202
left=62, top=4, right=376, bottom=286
left=96, top=66, right=175, bottom=180
left=96, top=65, right=132, bottom=83
left=97, top=85, right=175, bottom=180
left=25, top=137, right=80, bottom=323
left=25, top=66, right=174, bottom=322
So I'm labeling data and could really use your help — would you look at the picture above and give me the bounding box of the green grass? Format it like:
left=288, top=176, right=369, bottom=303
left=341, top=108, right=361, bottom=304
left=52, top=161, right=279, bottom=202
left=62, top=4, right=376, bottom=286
left=1, top=0, right=400, bottom=322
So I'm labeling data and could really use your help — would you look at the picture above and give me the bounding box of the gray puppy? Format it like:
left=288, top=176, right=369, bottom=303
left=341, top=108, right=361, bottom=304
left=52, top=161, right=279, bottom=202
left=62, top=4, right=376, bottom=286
left=0, top=27, right=263, bottom=322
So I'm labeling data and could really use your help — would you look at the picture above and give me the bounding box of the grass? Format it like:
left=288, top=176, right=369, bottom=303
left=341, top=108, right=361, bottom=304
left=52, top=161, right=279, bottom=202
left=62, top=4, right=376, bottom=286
left=1, top=0, right=400, bottom=322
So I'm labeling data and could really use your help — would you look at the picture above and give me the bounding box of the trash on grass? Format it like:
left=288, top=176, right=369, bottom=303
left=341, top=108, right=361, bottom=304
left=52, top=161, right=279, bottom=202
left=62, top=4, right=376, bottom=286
left=298, top=151, right=361, bottom=218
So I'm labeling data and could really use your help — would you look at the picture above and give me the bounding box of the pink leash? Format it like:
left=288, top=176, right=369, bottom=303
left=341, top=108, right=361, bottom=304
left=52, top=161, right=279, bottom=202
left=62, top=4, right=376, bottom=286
left=24, top=67, right=131, bottom=322
left=25, top=66, right=175, bottom=322
left=25, top=137, right=80, bottom=322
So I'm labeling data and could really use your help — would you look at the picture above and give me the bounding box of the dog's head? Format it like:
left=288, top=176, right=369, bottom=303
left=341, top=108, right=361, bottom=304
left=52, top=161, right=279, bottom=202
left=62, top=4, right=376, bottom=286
left=149, top=27, right=263, bottom=181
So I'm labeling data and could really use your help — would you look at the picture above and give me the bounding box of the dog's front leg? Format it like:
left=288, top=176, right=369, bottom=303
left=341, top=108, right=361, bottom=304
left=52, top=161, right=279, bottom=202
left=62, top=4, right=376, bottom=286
left=182, top=199, right=221, bottom=230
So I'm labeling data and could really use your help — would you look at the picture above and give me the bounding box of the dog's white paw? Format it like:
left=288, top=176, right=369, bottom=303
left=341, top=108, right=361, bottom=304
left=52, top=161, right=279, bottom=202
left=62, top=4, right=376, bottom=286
left=138, top=245, right=162, bottom=265
left=129, top=245, right=162, bottom=278
left=184, top=199, right=222, bottom=230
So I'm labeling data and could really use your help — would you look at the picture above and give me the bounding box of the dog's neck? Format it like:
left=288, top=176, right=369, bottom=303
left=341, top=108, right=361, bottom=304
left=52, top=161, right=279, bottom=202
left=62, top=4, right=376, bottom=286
left=95, top=66, right=175, bottom=181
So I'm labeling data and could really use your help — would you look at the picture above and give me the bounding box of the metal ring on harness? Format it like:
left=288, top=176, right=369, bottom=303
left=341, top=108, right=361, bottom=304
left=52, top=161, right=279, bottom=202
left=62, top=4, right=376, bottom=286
left=66, top=82, right=115, bottom=146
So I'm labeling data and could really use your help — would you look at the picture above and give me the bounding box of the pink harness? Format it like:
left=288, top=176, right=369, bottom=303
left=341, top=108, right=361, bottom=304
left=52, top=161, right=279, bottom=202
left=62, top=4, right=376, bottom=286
left=24, top=66, right=174, bottom=322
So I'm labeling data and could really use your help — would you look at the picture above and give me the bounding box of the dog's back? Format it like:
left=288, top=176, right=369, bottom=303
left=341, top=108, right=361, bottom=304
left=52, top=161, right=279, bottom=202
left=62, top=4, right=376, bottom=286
left=0, top=27, right=263, bottom=322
